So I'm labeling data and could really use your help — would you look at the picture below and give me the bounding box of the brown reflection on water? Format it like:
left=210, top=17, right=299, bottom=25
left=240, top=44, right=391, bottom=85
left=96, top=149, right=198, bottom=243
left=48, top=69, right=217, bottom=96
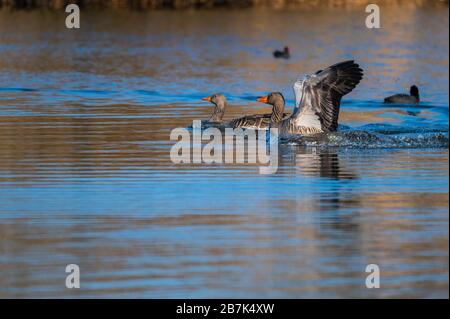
left=0, top=7, right=448, bottom=99
left=0, top=189, right=447, bottom=298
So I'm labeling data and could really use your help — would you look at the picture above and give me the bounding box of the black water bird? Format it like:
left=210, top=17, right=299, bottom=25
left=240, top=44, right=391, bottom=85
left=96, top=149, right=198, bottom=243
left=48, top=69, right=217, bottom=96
left=384, top=85, right=420, bottom=104
left=273, top=46, right=290, bottom=59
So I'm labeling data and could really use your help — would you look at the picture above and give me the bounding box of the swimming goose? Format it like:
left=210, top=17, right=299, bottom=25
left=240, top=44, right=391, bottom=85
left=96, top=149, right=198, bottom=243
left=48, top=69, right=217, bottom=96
left=258, top=60, right=363, bottom=137
left=273, top=46, right=290, bottom=59
left=228, top=92, right=288, bottom=129
left=202, top=93, right=227, bottom=124
left=201, top=93, right=287, bottom=130
left=384, top=85, right=420, bottom=104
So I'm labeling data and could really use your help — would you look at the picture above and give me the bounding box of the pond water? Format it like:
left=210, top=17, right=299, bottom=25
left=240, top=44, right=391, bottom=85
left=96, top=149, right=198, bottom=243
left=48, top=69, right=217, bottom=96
left=0, top=7, right=448, bottom=298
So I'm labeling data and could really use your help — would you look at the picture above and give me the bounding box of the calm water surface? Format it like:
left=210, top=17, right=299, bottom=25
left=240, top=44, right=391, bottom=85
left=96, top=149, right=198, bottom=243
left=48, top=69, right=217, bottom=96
left=0, top=8, right=448, bottom=298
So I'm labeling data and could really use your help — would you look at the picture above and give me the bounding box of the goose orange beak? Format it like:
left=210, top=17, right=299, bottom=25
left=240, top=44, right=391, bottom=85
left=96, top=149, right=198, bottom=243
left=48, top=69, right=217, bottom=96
left=257, top=95, right=269, bottom=104
left=202, top=96, right=212, bottom=102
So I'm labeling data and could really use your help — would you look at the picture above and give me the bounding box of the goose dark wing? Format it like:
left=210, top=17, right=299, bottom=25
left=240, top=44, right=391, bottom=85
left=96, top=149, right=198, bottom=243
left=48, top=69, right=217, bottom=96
left=228, top=112, right=289, bottom=129
left=297, top=60, right=363, bottom=132
left=228, top=113, right=271, bottom=129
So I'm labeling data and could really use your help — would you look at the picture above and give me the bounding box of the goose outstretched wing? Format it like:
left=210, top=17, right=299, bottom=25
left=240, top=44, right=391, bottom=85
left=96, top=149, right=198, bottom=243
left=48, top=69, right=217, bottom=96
left=293, top=60, right=363, bottom=132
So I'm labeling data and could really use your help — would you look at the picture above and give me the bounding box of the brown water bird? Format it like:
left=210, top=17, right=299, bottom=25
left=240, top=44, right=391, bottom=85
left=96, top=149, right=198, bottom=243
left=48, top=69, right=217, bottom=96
left=255, top=92, right=287, bottom=125
left=202, top=94, right=227, bottom=124
left=273, top=46, right=290, bottom=59
left=384, top=85, right=420, bottom=104
left=257, top=60, right=363, bottom=137
left=201, top=93, right=288, bottom=130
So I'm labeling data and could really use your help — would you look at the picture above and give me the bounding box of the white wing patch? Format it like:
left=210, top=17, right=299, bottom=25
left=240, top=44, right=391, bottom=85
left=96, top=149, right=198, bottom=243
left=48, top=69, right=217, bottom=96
left=291, top=74, right=322, bottom=130
left=293, top=77, right=305, bottom=113
left=293, top=111, right=322, bottom=129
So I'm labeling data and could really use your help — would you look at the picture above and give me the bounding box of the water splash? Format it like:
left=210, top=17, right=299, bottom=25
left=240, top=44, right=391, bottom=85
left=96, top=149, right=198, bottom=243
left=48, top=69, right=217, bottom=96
left=283, top=130, right=449, bottom=149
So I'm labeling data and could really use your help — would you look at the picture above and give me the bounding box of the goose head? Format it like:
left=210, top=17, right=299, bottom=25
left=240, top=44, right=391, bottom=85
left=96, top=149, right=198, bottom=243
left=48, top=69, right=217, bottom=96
left=202, top=93, right=227, bottom=122
left=257, top=92, right=285, bottom=123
